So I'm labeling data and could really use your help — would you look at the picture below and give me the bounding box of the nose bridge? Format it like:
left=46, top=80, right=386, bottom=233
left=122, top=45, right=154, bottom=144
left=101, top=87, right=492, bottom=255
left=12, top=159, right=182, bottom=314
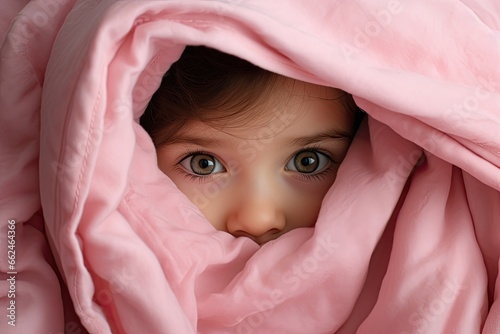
left=226, top=171, right=286, bottom=239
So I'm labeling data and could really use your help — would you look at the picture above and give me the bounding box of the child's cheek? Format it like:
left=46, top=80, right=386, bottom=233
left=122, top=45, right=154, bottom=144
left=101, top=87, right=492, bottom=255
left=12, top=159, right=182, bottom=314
left=283, top=176, right=336, bottom=225
left=175, top=174, right=230, bottom=204
left=284, top=172, right=337, bottom=194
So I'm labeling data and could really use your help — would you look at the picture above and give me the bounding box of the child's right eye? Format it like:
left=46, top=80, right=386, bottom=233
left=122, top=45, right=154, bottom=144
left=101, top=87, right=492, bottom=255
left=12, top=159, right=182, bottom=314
left=284, top=149, right=332, bottom=174
left=179, top=153, right=226, bottom=175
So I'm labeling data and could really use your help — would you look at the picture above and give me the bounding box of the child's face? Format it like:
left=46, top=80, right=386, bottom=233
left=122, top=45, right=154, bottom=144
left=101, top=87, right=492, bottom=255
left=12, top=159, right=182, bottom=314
left=157, top=79, right=356, bottom=245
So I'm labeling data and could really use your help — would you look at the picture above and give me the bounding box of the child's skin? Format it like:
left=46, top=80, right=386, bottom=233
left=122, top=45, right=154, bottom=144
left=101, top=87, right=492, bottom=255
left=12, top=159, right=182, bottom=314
left=156, top=77, right=356, bottom=245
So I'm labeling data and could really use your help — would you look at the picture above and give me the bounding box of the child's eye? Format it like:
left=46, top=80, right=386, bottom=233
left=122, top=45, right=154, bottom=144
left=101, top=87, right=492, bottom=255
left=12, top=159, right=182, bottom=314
left=179, top=153, right=226, bottom=175
left=285, top=150, right=331, bottom=174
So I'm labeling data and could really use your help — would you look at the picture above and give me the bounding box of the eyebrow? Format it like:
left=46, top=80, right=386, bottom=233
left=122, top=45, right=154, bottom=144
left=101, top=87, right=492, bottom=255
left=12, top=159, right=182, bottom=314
left=165, top=135, right=228, bottom=147
left=285, top=128, right=353, bottom=147
left=162, top=128, right=352, bottom=148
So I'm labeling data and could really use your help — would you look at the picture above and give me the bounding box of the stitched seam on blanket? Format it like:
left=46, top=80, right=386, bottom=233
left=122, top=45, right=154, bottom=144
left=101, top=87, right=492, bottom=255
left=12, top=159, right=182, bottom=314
left=72, top=78, right=102, bottom=334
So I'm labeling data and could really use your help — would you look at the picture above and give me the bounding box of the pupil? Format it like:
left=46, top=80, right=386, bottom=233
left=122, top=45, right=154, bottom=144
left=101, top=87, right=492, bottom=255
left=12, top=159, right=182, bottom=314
left=301, top=157, right=314, bottom=166
left=199, top=159, right=210, bottom=169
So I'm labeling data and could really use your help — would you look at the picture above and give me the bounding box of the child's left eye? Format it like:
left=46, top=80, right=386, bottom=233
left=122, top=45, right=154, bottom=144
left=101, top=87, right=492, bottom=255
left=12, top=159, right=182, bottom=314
left=179, top=153, right=226, bottom=175
left=285, top=150, right=331, bottom=174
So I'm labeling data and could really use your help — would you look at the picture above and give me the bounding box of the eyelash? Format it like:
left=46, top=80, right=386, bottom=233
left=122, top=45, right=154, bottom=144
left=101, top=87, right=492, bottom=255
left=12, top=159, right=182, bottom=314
left=175, top=146, right=339, bottom=182
left=300, top=144, right=338, bottom=163
left=296, top=167, right=335, bottom=182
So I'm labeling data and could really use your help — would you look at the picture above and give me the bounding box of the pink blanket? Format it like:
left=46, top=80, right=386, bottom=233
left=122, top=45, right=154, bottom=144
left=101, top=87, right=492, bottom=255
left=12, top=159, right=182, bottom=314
left=1, top=0, right=500, bottom=333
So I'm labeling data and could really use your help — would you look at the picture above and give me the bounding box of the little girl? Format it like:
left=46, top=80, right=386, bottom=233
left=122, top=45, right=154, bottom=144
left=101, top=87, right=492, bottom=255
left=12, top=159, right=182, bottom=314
left=141, top=46, right=362, bottom=244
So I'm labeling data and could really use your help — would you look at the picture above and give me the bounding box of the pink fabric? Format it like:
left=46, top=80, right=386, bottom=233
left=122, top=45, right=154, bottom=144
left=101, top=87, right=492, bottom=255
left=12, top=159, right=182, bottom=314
left=1, top=0, right=499, bottom=333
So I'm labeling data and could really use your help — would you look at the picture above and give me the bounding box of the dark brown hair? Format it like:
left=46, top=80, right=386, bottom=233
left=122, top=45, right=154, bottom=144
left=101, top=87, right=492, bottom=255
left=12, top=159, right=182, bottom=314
left=140, top=46, right=362, bottom=147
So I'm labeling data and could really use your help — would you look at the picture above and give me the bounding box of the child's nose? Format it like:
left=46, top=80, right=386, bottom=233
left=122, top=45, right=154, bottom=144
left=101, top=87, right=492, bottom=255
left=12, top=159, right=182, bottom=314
left=226, top=192, right=286, bottom=244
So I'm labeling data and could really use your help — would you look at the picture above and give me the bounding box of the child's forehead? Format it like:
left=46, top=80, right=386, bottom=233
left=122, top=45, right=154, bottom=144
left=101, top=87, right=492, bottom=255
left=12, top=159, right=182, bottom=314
left=149, top=73, right=354, bottom=148
left=270, top=76, right=346, bottom=101
left=171, top=81, right=353, bottom=143
left=207, top=77, right=348, bottom=128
